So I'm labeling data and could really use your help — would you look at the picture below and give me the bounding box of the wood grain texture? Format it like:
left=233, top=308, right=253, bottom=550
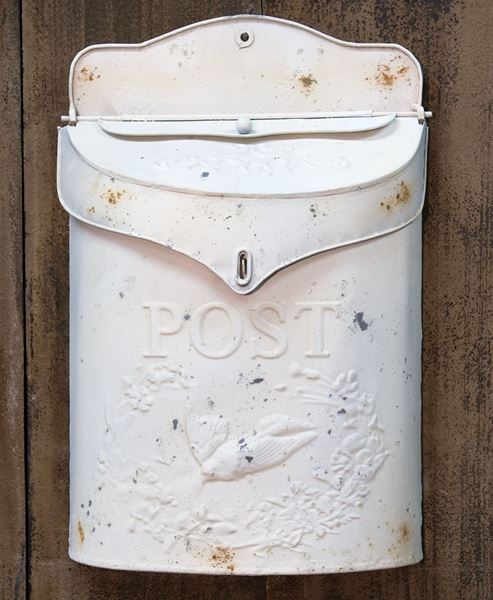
left=0, top=1, right=26, bottom=599
left=20, top=1, right=492, bottom=599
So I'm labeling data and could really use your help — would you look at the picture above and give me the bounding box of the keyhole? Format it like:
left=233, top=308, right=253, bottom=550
left=236, top=250, right=252, bottom=286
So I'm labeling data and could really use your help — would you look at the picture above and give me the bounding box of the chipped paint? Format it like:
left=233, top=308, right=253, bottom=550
left=354, top=311, right=369, bottom=331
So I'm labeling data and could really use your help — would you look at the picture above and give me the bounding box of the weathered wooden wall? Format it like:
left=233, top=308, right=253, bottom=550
left=1, top=0, right=491, bottom=598
left=0, top=1, right=25, bottom=599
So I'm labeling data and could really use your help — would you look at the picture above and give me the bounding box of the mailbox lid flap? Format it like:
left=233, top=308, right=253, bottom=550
left=57, top=123, right=427, bottom=295
left=65, top=116, right=423, bottom=198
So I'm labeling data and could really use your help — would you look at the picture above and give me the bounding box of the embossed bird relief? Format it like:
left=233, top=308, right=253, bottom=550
left=186, top=414, right=317, bottom=481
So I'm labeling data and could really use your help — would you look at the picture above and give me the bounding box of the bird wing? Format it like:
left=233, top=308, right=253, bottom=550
left=186, top=415, right=229, bottom=463
left=257, top=413, right=316, bottom=437
left=240, top=430, right=317, bottom=473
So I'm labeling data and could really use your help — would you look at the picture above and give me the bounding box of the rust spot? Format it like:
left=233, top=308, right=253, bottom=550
left=298, top=73, right=317, bottom=92
left=79, top=66, right=100, bottom=82
left=101, top=188, right=127, bottom=205
left=87, top=206, right=95, bottom=214
left=374, top=63, right=409, bottom=88
left=210, top=546, right=235, bottom=572
left=398, top=522, right=411, bottom=543
left=380, top=181, right=412, bottom=211
left=77, top=520, right=85, bottom=544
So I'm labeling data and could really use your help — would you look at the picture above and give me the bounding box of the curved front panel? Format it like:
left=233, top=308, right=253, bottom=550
left=68, top=216, right=422, bottom=574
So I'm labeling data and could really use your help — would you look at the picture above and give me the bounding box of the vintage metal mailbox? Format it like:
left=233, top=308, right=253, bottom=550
left=57, top=15, right=430, bottom=574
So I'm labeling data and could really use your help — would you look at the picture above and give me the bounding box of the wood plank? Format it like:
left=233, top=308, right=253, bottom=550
left=261, top=1, right=493, bottom=598
left=0, top=1, right=26, bottom=598
left=21, top=2, right=264, bottom=599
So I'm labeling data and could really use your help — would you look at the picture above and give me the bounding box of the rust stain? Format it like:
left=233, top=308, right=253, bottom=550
left=77, top=520, right=85, bottom=544
left=209, top=546, right=235, bottom=573
left=298, top=73, right=317, bottom=92
left=380, top=181, right=412, bottom=211
left=101, top=188, right=127, bottom=205
left=397, top=522, right=411, bottom=544
left=373, top=63, right=409, bottom=88
left=388, top=521, right=412, bottom=554
left=87, top=206, right=95, bottom=214
left=79, top=66, right=101, bottom=82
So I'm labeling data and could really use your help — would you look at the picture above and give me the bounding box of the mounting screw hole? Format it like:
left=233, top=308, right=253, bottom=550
left=235, top=30, right=254, bottom=48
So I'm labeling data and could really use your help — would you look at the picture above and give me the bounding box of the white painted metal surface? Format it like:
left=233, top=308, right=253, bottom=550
left=57, top=15, right=429, bottom=574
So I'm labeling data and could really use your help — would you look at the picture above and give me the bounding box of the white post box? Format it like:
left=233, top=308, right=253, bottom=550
left=57, top=15, right=430, bottom=574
